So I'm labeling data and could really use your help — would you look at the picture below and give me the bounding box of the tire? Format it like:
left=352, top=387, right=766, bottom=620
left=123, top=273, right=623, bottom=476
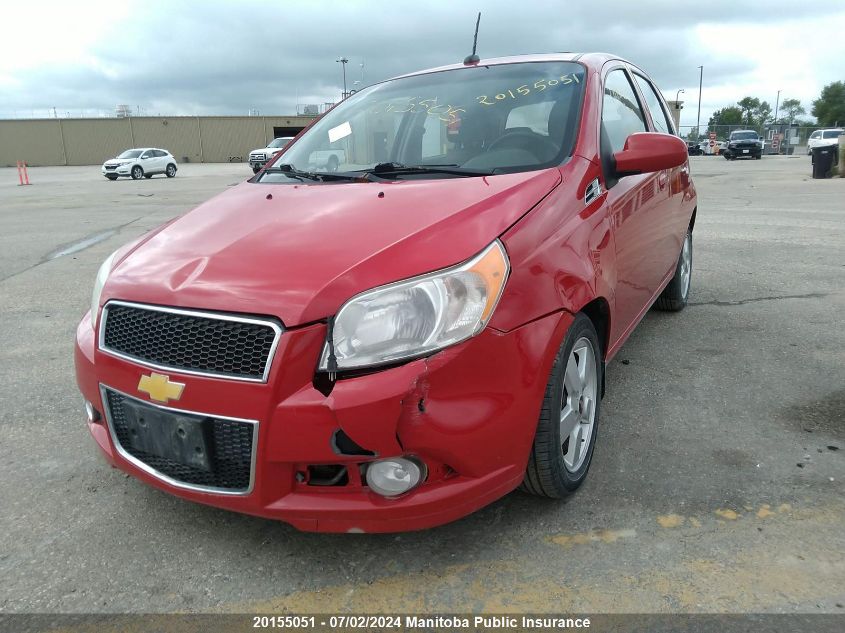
left=252, top=166, right=262, bottom=174
left=521, top=313, right=602, bottom=498
left=656, top=230, right=692, bottom=311
left=723, top=153, right=731, bottom=160
left=755, top=154, right=762, bottom=160
left=166, top=163, right=177, bottom=178
left=105, top=175, right=118, bottom=181
left=327, top=155, right=339, bottom=172
left=131, top=165, right=143, bottom=180
left=144, top=174, right=153, bottom=179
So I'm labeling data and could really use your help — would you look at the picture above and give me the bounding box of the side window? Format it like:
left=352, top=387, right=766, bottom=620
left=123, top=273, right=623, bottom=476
left=140, top=151, right=152, bottom=159
left=632, top=74, right=674, bottom=135
left=602, top=70, right=647, bottom=153
left=810, top=131, right=821, bottom=140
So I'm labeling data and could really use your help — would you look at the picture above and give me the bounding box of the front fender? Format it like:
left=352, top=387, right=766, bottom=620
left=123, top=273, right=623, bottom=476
left=493, top=156, right=615, bottom=333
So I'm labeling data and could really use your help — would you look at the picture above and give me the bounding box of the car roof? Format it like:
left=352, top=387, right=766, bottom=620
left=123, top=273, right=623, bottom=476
left=392, top=52, right=631, bottom=80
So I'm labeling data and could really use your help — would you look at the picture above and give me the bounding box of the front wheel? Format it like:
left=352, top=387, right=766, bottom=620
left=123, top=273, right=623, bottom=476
left=656, top=230, right=692, bottom=311
left=131, top=165, right=143, bottom=180
left=166, top=163, right=177, bottom=178
left=252, top=166, right=262, bottom=174
left=521, top=313, right=602, bottom=498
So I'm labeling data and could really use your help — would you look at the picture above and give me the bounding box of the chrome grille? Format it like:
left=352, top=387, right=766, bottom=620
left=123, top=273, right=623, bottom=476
left=100, top=301, right=282, bottom=382
left=102, top=387, right=256, bottom=494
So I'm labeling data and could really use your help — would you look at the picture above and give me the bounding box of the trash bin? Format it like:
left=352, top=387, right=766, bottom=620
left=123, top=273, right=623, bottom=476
left=811, top=145, right=836, bottom=178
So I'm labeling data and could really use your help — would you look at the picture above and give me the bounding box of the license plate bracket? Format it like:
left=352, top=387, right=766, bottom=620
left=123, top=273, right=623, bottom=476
left=121, top=400, right=213, bottom=471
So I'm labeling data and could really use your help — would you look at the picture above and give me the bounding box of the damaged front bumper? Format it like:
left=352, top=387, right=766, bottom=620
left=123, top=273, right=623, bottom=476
left=75, top=309, right=570, bottom=532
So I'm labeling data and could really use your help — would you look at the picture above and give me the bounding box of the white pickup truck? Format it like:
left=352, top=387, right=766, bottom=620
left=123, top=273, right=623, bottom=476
left=248, top=137, right=294, bottom=173
left=308, top=149, right=346, bottom=172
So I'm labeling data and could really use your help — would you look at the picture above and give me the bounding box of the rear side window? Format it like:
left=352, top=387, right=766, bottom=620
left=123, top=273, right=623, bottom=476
left=602, top=70, right=647, bottom=153
left=823, top=130, right=842, bottom=139
left=632, top=74, right=674, bottom=135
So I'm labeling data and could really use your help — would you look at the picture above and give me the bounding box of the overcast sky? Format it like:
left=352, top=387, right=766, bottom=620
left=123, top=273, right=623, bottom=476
left=2, top=0, right=844, bottom=127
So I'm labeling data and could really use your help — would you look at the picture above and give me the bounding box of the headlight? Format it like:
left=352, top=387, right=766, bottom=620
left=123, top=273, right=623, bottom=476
left=91, top=250, right=118, bottom=328
left=319, top=240, right=509, bottom=373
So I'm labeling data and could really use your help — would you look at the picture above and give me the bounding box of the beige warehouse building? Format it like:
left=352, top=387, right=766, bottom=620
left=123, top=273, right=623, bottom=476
left=0, top=115, right=316, bottom=167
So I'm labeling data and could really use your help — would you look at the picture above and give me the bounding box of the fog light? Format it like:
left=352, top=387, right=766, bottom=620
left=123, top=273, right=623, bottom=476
left=84, top=400, right=100, bottom=423
left=365, top=457, right=424, bottom=497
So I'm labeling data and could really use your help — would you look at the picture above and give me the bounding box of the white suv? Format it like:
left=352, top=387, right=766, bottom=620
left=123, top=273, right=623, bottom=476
left=102, top=148, right=178, bottom=180
left=807, top=129, right=843, bottom=154
left=249, top=137, right=294, bottom=173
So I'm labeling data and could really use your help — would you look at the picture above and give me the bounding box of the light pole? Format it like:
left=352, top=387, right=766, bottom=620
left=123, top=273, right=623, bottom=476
left=696, top=66, right=703, bottom=139
left=773, top=89, right=781, bottom=124
left=336, top=57, right=349, bottom=99
left=676, top=88, right=685, bottom=103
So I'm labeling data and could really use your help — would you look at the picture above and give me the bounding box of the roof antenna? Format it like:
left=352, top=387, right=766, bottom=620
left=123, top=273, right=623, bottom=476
left=463, top=12, right=481, bottom=65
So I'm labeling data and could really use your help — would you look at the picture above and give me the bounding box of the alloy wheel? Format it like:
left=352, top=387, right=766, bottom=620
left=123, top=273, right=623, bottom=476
left=560, top=337, right=598, bottom=472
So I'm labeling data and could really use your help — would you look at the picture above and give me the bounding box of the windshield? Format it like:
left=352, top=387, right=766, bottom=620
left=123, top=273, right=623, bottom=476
left=265, top=61, right=585, bottom=180
left=118, top=150, right=143, bottom=159
left=731, top=132, right=758, bottom=140
left=268, top=137, right=293, bottom=148
left=822, top=130, right=843, bottom=139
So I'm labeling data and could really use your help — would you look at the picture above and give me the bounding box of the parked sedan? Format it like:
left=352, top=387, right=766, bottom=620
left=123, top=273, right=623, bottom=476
left=102, top=148, right=177, bottom=180
left=77, top=53, right=695, bottom=533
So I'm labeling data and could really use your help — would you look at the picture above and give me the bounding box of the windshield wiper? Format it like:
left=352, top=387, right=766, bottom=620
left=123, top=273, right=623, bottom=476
left=359, top=162, right=495, bottom=179
left=260, top=164, right=361, bottom=182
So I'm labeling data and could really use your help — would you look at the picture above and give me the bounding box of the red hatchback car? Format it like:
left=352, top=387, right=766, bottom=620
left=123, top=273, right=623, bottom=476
left=75, top=53, right=695, bottom=533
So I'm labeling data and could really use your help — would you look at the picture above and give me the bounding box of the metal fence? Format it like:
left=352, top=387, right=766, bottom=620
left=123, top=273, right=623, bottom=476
left=678, top=124, right=834, bottom=154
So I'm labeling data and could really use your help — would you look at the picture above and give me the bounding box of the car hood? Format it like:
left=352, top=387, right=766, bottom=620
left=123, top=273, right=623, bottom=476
left=104, top=158, right=132, bottom=165
left=103, top=169, right=562, bottom=326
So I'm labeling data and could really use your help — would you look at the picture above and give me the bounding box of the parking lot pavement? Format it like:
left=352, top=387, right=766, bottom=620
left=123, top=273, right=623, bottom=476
left=0, top=157, right=843, bottom=613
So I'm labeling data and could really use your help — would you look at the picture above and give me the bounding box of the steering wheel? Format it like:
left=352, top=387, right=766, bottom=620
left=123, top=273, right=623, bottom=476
left=486, top=130, right=558, bottom=161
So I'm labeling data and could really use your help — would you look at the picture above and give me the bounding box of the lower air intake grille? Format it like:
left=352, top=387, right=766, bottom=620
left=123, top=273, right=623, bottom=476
left=104, top=388, right=255, bottom=493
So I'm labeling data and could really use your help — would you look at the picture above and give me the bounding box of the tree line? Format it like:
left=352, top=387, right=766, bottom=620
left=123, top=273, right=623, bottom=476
left=706, top=80, right=845, bottom=130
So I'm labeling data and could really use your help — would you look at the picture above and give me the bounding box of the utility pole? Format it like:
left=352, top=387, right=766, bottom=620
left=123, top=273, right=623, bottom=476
left=773, top=89, right=781, bottom=124
left=336, top=57, right=349, bottom=99
left=696, top=66, right=703, bottom=139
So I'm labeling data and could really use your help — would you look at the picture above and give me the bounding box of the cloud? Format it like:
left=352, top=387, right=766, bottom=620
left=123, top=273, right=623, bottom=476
left=2, top=0, right=844, bottom=123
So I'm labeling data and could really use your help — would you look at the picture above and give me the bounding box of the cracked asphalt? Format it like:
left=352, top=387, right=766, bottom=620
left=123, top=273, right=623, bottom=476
left=0, top=156, right=843, bottom=614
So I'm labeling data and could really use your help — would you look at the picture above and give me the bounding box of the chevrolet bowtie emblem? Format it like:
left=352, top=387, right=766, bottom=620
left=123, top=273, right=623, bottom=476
left=138, top=372, right=184, bottom=403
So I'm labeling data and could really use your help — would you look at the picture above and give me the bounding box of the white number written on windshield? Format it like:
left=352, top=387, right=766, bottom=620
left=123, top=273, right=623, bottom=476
left=477, top=74, right=582, bottom=106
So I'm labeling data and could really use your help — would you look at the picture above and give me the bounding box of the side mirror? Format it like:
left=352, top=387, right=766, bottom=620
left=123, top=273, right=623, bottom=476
left=613, top=132, right=688, bottom=177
